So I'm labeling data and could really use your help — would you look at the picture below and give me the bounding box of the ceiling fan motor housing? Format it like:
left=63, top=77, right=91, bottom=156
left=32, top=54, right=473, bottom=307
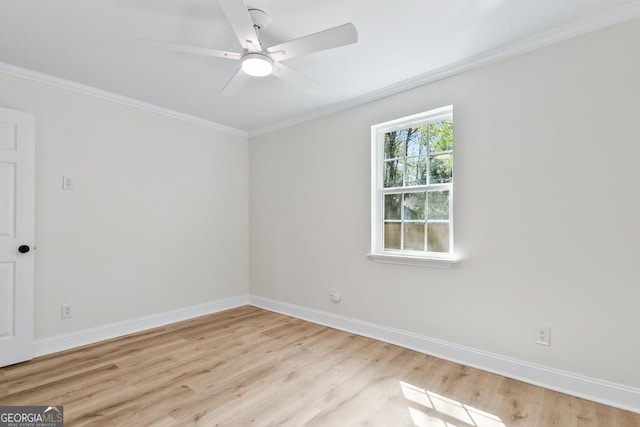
left=248, top=9, right=269, bottom=30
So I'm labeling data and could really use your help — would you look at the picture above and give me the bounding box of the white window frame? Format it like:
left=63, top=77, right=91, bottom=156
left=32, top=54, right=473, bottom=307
left=368, top=105, right=457, bottom=267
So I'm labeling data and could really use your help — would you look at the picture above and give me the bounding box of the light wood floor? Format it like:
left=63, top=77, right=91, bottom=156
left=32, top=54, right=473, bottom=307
left=1, top=306, right=638, bottom=426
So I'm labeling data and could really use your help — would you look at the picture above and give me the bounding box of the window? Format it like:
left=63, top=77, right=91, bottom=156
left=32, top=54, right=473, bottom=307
left=369, top=105, right=455, bottom=266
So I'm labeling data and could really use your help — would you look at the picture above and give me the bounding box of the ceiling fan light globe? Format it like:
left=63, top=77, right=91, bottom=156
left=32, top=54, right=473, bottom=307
left=242, top=54, right=273, bottom=77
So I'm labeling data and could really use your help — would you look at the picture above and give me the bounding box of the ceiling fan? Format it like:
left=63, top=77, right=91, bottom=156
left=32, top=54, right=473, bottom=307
left=145, top=0, right=358, bottom=95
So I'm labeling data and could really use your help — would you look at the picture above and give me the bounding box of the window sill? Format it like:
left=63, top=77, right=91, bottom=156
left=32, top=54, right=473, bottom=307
left=367, top=252, right=458, bottom=268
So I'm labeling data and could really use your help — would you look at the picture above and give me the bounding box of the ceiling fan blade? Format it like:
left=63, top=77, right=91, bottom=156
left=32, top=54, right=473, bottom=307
left=141, top=38, right=242, bottom=61
left=267, top=23, right=357, bottom=62
left=217, top=0, right=261, bottom=51
left=272, top=62, right=323, bottom=94
left=220, top=68, right=251, bottom=95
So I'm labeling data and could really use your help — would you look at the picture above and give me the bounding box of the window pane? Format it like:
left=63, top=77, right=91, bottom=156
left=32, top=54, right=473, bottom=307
left=429, top=120, right=453, bottom=153
left=404, top=223, right=425, bottom=251
left=384, top=131, right=404, bottom=160
left=427, top=223, right=449, bottom=253
left=403, top=192, right=425, bottom=220
left=428, top=190, right=450, bottom=220
left=384, top=160, right=403, bottom=188
left=406, top=126, right=428, bottom=157
left=405, top=156, right=427, bottom=186
left=384, top=223, right=401, bottom=250
left=429, top=153, right=452, bottom=184
left=374, top=106, right=453, bottom=258
left=384, top=194, right=401, bottom=220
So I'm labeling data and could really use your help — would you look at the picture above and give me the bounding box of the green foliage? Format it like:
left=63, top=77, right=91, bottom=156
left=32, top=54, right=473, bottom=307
left=427, top=120, right=453, bottom=183
left=380, top=117, right=453, bottom=253
left=382, top=119, right=453, bottom=188
left=430, top=155, right=453, bottom=184
left=429, top=120, right=453, bottom=152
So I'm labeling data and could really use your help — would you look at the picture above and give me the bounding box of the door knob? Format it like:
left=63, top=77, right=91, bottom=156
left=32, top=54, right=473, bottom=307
left=18, top=245, right=30, bottom=254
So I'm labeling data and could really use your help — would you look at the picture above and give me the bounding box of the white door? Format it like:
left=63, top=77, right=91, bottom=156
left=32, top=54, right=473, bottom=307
left=0, top=106, right=35, bottom=367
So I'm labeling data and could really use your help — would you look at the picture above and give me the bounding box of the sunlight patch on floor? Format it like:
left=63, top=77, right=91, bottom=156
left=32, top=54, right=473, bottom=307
left=400, top=381, right=505, bottom=427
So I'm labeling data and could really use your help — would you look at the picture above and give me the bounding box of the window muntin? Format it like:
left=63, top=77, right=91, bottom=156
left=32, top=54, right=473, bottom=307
left=371, top=106, right=454, bottom=260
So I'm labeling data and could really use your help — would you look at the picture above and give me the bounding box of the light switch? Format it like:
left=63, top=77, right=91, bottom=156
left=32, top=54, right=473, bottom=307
left=62, top=175, right=74, bottom=190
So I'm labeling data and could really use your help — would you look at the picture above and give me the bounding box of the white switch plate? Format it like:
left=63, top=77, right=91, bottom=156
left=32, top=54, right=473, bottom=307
left=61, top=303, right=73, bottom=319
left=62, top=175, right=74, bottom=190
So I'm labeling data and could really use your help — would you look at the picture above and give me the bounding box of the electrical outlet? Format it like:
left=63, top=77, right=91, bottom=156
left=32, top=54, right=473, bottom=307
left=536, top=325, right=550, bottom=346
left=61, top=303, right=73, bottom=319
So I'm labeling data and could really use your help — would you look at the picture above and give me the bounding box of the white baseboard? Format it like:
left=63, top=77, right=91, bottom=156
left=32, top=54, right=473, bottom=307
left=33, top=295, right=249, bottom=357
left=31, top=294, right=639, bottom=414
left=249, top=295, right=640, bottom=414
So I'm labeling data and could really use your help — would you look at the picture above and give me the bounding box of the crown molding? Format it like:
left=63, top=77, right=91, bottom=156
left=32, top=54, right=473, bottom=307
left=0, top=61, right=248, bottom=138
left=248, top=3, right=640, bottom=137
left=2, top=2, right=639, bottom=139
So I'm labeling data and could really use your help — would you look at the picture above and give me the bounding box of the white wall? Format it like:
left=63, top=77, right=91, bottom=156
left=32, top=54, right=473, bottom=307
left=250, top=18, right=640, bottom=388
left=0, top=73, right=249, bottom=339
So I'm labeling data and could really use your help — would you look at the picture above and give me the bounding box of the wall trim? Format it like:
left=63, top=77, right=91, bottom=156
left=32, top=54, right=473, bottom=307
left=0, top=61, right=248, bottom=138
left=249, top=295, right=640, bottom=414
left=248, top=3, right=640, bottom=137
left=2, top=7, right=638, bottom=139
left=33, top=295, right=249, bottom=357
left=30, top=294, right=640, bottom=414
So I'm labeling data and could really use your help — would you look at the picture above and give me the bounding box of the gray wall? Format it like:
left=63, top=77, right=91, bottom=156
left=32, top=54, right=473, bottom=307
left=2, top=13, right=637, bottom=396
left=0, top=73, right=250, bottom=339
left=250, top=19, right=640, bottom=388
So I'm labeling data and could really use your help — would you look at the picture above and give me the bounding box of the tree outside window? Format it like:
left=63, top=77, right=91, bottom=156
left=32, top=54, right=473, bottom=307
left=371, top=106, right=454, bottom=260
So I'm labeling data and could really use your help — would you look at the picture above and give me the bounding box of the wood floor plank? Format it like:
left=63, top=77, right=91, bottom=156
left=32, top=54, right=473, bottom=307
left=490, top=377, right=545, bottom=425
left=1, top=306, right=638, bottom=426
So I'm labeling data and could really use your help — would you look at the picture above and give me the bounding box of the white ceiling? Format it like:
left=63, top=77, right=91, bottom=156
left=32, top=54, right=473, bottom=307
left=1, top=0, right=639, bottom=134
